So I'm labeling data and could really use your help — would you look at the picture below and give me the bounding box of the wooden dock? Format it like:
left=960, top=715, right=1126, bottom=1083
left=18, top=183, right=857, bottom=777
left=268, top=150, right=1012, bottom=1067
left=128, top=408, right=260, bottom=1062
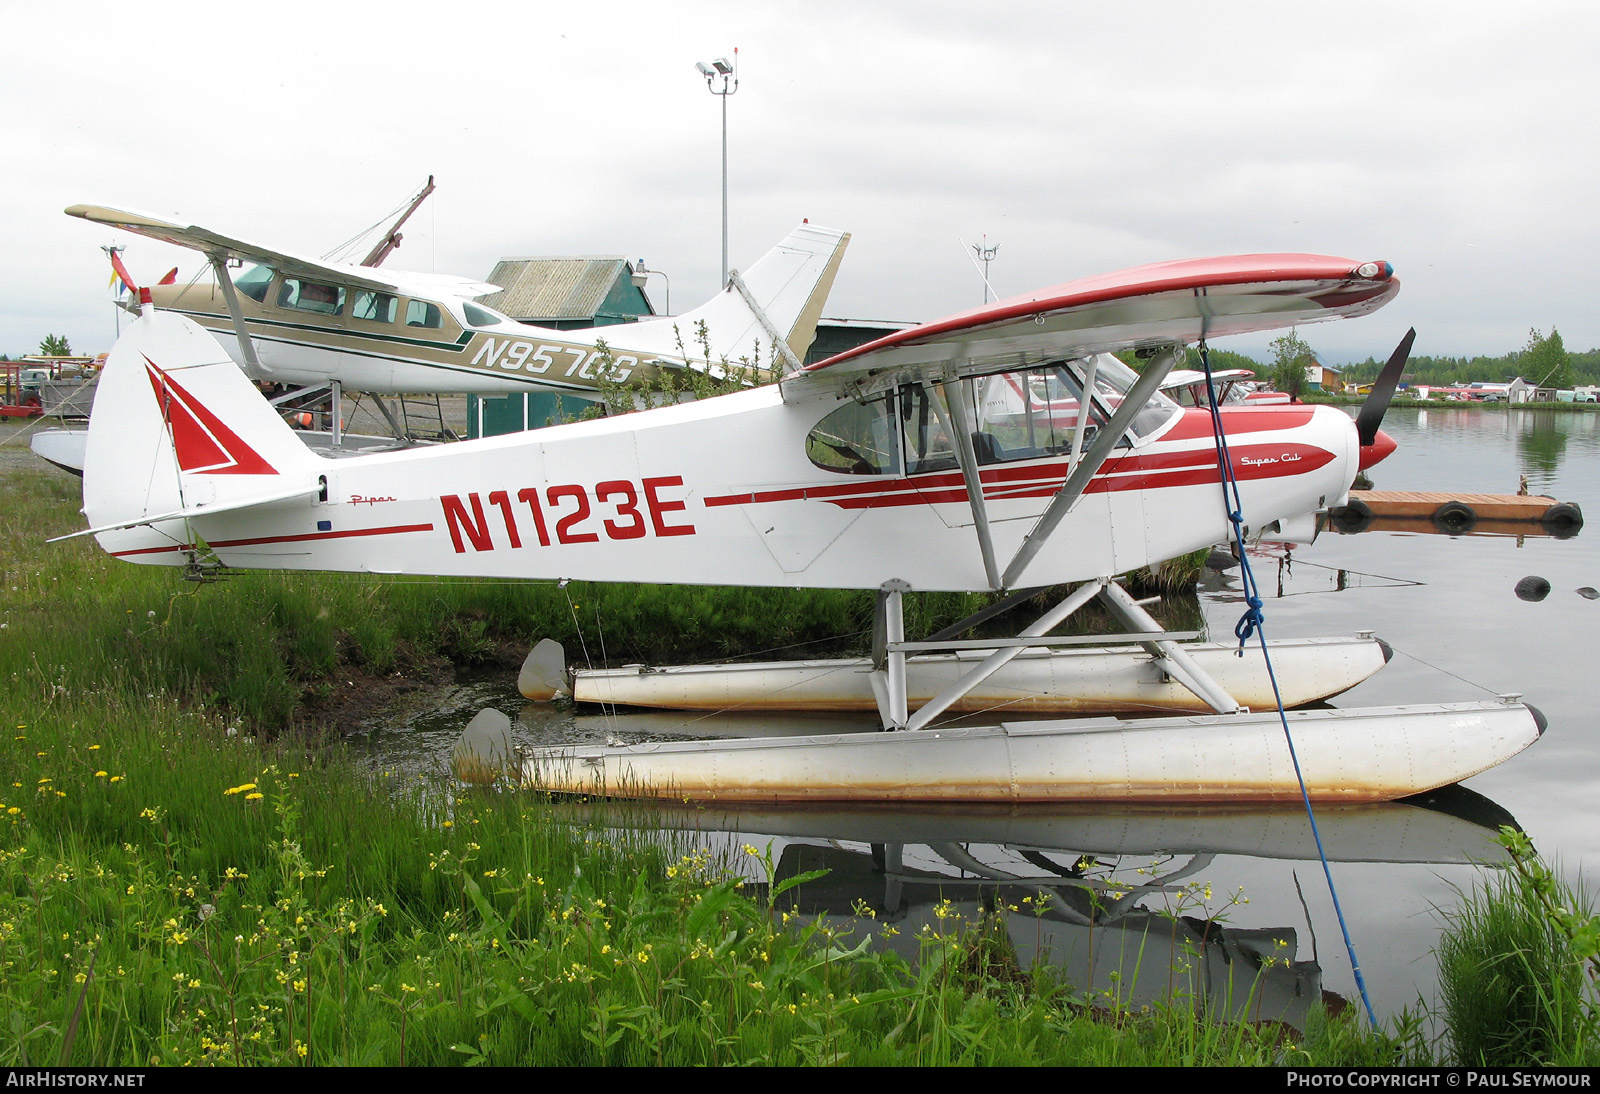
left=1327, top=491, right=1583, bottom=537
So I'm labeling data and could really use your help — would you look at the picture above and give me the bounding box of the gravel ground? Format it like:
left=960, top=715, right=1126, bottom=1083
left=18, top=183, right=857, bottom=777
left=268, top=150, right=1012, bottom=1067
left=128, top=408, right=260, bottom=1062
left=0, top=417, right=72, bottom=474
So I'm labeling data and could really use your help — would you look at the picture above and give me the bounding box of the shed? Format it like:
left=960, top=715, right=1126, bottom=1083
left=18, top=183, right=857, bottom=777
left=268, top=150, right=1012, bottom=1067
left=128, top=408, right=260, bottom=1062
left=477, top=257, right=656, bottom=329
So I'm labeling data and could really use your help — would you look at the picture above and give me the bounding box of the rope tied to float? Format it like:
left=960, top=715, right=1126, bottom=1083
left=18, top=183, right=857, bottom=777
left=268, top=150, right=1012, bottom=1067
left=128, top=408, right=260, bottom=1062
left=1198, top=342, right=1379, bottom=1029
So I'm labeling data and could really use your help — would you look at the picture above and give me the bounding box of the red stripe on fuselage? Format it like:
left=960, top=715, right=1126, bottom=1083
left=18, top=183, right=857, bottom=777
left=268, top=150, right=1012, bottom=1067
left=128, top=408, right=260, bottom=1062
left=703, top=440, right=1334, bottom=512
left=110, top=522, right=434, bottom=558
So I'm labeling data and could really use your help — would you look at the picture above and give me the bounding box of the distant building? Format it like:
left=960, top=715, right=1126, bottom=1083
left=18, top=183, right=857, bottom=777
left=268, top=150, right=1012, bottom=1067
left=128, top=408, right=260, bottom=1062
left=805, top=318, right=918, bottom=366
left=1302, top=360, right=1343, bottom=393
left=477, top=257, right=656, bottom=329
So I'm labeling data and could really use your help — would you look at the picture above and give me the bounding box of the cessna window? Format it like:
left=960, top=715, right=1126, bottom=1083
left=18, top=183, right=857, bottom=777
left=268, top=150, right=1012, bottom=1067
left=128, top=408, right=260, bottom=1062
left=278, top=278, right=345, bottom=316
left=405, top=300, right=443, bottom=329
left=352, top=291, right=397, bottom=323
left=806, top=395, right=899, bottom=476
left=462, top=302, right=505, bottom=328
left=234, top=265, right=274, bottom=304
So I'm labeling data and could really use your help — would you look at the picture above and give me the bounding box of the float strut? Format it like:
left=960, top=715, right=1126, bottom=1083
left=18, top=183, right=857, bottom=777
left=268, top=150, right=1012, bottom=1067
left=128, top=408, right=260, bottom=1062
left=1098, top=581, right=1242, bottom=714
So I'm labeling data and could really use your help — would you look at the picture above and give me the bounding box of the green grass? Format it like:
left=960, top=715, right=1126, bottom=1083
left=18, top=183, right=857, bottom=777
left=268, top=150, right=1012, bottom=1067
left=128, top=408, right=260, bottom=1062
left=1436, top=832, right=1600, bottom=1066
left=4, top=696, right=1411, bottom=1067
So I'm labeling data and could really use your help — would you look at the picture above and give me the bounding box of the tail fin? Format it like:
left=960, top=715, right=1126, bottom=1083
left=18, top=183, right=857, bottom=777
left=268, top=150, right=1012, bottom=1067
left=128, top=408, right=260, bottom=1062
left=616, top=222, right=849, bottom=371
left=81, top=311, right=320, bottom=562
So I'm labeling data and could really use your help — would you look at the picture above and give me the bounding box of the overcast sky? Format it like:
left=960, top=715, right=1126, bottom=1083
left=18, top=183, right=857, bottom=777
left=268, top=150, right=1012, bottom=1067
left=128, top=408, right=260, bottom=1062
left=5, top=0, right=1596, bottom=365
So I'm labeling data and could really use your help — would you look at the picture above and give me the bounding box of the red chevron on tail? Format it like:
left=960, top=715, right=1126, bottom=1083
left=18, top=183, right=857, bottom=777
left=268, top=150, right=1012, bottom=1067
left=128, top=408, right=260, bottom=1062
left=143, top=356, right=277, bottom=475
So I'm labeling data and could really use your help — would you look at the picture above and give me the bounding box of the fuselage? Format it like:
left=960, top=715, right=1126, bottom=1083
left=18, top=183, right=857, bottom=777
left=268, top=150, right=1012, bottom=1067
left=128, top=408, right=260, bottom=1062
left=91, top=325, right=1361, bottom=593
left=151, top=270, right=686, bottom=397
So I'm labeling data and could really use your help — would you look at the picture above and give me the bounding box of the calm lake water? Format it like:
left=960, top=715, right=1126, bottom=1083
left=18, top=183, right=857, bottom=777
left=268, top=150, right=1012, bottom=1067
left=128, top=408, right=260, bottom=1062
left=353, top=406, right=1600, bottom=1025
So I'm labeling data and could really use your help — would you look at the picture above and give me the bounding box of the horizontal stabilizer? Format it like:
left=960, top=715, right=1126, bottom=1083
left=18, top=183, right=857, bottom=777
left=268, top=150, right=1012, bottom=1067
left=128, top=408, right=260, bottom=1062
left=49, top=483, right=321, bottom=543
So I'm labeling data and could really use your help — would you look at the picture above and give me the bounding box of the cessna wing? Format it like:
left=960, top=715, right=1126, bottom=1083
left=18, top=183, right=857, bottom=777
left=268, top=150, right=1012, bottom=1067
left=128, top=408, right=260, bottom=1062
left=67, top=202, right=849, bottom=400
left=65, top=203, right=497, bottom=300
left=786, top=253, right=1397, bottom=396
left=1160, top=368, right=1254, bottom=391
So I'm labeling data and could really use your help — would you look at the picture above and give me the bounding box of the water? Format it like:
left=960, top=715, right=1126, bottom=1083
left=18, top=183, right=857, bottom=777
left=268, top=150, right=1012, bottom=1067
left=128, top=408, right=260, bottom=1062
left=351, top=406, right=1600, bottom=1024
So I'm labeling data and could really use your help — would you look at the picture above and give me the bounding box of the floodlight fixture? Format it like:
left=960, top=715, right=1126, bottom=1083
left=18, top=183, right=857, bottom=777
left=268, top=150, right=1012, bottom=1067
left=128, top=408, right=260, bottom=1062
left=695, top=49, right=740, bottom=286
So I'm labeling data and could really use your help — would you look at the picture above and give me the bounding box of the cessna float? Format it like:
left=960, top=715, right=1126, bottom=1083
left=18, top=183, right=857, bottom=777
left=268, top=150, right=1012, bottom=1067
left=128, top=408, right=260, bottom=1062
left=62, top=250, right=1545, bottom=803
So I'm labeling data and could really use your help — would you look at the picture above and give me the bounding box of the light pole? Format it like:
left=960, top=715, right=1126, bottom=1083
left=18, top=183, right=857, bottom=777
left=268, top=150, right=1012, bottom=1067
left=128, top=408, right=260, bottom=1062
left=971, top=235, right=1000, bottom=304
left=695, top=50, right=738, bottom=288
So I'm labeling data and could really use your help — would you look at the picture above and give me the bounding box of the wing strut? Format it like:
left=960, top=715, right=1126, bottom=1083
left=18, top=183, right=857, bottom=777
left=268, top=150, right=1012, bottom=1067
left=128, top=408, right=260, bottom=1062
left=1000, top=345, right=1182, bottom=589
left=208, top=255, right=267, bottom=378
left=924, top=375, right=1002, bottom=591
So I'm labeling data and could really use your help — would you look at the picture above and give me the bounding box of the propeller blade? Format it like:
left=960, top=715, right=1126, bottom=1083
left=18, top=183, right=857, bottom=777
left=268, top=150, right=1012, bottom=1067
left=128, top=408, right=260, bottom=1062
left=1356, top=328, right=1415, bottom=446
left=108, top=250, right=140, bottom=295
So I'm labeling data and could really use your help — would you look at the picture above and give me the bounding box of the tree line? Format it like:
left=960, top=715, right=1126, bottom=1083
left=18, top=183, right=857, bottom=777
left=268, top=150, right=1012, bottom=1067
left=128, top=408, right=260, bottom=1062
left=1315, top=329, right=1583, bottom=390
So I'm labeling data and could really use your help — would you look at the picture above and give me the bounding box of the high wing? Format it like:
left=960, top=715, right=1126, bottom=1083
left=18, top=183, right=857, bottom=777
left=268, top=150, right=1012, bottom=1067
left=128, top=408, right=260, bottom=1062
left=786, top=253, right=1397, bottom=397
left=64, top=204, right=498, bottom=301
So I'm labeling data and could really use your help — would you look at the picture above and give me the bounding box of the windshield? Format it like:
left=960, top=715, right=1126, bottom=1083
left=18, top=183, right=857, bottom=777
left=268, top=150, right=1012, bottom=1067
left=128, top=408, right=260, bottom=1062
left=1076, top=353, right=1181, bottom=439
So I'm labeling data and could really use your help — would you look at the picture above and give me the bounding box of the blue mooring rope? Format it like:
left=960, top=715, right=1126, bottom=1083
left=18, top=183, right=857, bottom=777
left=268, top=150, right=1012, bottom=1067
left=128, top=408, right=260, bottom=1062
left=1198, top=345, right=1379, bottom=1028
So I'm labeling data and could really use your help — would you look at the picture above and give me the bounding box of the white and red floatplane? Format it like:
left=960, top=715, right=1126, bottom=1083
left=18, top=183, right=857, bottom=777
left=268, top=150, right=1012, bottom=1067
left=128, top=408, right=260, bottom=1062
left=64, top=247, right=1543, bottom=802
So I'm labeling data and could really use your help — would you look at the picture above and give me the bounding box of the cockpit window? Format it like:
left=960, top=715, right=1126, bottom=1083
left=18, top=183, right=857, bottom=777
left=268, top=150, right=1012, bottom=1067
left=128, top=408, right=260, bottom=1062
left=235, top=265, right=274, bottom=304
left=967, top=366, right=1109, bottom=462
left=805, top=355, right=1180, bottom=478
left=352, top=291, right=397, bottom=323
left=278, top=278, right=345, bottom=316
left=806, top=395, right=899, bottom=475
left=898, top=385, right=959, bottom=473
left=405, top=300, right=443, bottom=329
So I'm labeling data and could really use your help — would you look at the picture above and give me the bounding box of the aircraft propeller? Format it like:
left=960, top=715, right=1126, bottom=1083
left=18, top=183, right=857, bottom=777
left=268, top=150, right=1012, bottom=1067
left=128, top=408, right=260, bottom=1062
left=1354, top=327, right=1415, bottom=468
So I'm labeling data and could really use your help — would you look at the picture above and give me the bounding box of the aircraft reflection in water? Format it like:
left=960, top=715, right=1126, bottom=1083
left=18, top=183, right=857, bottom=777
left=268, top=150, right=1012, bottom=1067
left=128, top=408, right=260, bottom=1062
left=558, top=783, right=1516, bottom=1029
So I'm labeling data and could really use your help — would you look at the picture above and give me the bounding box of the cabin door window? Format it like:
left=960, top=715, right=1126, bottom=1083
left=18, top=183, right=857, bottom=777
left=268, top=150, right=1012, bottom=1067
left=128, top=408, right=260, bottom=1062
left=405, top=300, right=443, bottom=329
left=278, top=278, right=346, bottom=316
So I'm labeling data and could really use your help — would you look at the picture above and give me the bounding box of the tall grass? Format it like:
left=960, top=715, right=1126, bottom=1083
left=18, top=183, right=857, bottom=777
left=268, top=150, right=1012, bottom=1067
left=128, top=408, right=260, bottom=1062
left=1436, top=831, right=1600, bottom=1066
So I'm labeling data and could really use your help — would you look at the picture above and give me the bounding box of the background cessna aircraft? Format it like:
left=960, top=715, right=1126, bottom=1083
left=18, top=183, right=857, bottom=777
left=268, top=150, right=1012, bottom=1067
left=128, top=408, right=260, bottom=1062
left=65, top=204, right=851, bottom=398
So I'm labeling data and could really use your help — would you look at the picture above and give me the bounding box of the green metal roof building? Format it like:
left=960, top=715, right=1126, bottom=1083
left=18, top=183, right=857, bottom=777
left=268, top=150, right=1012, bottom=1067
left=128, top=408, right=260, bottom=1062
left=477, top=257, right=656, bottom=329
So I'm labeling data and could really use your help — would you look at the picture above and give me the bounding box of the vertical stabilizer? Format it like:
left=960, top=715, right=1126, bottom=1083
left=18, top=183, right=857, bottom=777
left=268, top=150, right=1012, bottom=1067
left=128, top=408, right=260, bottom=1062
left=612, top=222, right=850, bottom=371
left=82, top=312, right=320, bottom=561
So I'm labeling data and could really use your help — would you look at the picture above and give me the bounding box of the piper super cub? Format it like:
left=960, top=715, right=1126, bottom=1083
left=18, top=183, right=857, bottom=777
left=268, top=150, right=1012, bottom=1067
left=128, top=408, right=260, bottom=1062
left=65, top=250, right=1545, bottom=803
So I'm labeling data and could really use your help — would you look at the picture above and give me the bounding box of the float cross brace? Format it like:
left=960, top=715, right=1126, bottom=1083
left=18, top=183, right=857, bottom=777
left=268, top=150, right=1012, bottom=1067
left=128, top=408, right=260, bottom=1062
left=867, top=575, right=1245, bottom=731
